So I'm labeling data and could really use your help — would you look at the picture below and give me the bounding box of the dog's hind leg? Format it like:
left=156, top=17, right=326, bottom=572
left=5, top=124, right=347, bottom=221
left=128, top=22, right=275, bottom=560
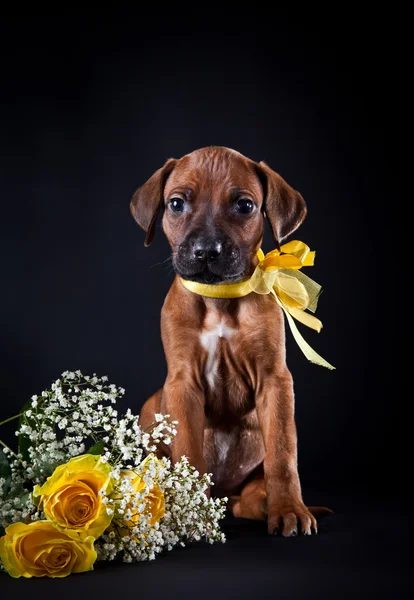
left=230, top=475, right=332, bottom=532
left=229, top=476, right=267, bottom=521
left=139, top=388, right=163, bottom=430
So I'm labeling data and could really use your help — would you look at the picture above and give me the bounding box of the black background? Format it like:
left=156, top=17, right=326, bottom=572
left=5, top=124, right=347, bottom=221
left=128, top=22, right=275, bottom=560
left=0, top=12, right=409, bottom=599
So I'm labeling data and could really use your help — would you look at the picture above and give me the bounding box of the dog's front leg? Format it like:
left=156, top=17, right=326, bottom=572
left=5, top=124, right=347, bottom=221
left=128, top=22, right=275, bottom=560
left=256, top=370, right=317, bottom=536
left=163, top=373, right=206, bottom=476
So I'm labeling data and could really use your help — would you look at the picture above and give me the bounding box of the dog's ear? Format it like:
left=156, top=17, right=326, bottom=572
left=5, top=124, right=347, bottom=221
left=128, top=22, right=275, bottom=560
left=255, top=161, right=307, bottom=246
left=130, top=158, right=177, bottom=246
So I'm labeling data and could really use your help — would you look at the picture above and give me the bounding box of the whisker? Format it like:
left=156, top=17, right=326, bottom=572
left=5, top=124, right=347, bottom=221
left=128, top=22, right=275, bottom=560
left=166, top=263, right=176, bottom=276
left=150, top=255, right=173, bottom=269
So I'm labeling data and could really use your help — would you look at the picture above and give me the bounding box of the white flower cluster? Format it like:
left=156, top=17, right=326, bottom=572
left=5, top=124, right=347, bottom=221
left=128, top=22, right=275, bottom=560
left=96, top=454, right=226, bottom=563
left=0, top=371, right=227, bottom=564
left=160, top=457, right=227, bottom=546
left=0, top=475, right=41, bottom=533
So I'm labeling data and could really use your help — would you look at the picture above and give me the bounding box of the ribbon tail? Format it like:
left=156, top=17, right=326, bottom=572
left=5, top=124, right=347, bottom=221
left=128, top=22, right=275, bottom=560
left=288, top=307, right=323, bottom=333
left=271, top=291, right=335, bottom=370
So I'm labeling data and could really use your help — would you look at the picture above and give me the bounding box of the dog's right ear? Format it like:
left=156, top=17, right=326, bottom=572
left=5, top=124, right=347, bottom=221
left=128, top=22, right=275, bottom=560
left=254, top=161, right=307, bottom=248
left=130, top=158, right=176, bottom=246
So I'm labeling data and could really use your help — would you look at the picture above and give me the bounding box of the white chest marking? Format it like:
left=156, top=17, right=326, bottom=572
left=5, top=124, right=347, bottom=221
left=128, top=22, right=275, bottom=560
left=200, top=319, right=235, bottom=390
left=214, top=429, right=234, bottom=463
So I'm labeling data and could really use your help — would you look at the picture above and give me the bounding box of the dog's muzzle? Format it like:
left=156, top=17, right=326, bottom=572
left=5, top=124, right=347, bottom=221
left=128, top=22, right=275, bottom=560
left=173, top=234, right=247, bottom=284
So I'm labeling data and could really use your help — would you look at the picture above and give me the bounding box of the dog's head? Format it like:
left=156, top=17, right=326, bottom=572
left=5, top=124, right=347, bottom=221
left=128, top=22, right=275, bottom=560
left=130, top=147, right=306, bottom=284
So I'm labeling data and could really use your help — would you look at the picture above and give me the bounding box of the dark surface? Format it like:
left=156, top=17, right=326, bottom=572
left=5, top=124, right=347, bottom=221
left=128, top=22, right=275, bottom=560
left=1, top=493, right=411, bottom=599
left=0, top=11, right=409, bottom=599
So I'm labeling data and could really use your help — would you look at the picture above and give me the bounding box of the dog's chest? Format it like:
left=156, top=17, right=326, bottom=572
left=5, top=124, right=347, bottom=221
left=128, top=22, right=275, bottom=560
left=199, top=318, right=236, bottom=390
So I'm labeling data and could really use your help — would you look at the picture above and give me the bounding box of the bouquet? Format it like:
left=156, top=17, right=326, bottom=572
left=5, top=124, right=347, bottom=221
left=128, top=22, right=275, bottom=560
left=0, top=371, right=227, bottom=578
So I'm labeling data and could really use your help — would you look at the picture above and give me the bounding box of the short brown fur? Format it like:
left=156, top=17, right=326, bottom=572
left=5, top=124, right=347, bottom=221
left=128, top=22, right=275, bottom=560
left=131, top=147, right=330, bottom=536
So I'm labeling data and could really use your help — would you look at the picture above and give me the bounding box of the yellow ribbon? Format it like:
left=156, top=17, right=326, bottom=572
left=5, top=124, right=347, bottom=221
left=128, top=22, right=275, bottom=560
left=180, top=240, right=335, bottom=370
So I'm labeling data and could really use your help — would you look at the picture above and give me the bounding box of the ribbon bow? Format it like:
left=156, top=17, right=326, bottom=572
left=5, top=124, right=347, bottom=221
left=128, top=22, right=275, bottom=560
left=180, top=240, right=335, bottom=370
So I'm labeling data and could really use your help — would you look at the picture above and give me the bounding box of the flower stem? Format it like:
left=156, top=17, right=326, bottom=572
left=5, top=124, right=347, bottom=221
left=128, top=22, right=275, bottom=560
left=0, top=438, right=17, bottom=456
left=0, top=412, right=24, bottom=428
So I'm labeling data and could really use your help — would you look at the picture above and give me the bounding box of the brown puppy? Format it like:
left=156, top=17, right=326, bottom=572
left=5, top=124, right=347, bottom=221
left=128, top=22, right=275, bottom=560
left=131, top=146, right=327, bottom=536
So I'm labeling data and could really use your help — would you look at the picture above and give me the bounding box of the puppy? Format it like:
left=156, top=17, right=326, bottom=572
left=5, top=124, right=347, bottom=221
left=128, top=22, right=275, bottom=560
left=131, top=146, right=328, bottom=536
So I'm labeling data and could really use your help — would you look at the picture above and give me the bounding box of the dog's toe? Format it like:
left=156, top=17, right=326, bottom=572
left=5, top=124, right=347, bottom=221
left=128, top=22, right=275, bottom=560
left=300, top=513, right=313, bottom=536
left=267, top=515, right=282, bottom=535
left=282, top=513, right=298, bottom=537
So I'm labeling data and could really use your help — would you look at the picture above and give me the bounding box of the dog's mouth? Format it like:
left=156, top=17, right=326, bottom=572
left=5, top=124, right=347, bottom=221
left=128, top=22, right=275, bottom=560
left=173, top=255, right=250, bottom=285
left=177, top=268, right=247, bottom=284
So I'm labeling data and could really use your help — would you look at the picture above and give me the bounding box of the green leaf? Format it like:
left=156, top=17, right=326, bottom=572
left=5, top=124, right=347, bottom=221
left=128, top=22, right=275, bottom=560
left=39, top=461, right=61, bottom=478
left=0, top=449, right=11, bottom=496
left=87, top=440, right=105, bottom=455
left=13, top=491, right=30, bottom=510
left=32, top=490, right=41, bottom=507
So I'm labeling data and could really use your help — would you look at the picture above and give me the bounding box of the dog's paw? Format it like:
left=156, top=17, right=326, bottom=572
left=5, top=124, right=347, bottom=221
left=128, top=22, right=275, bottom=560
left=267, top=504, right=318, bottom=536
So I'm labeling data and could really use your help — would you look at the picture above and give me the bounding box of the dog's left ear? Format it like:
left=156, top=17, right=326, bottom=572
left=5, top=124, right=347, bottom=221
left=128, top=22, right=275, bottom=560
left=255, top=161, right=307, bottom=246
left=130, top=158, right=177, bottom=246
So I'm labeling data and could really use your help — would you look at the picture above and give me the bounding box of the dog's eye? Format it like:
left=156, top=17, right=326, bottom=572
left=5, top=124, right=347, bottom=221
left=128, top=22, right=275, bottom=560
left=236, top=198, right=254, bottom=214
left=169, top=198, right=185, bottom=213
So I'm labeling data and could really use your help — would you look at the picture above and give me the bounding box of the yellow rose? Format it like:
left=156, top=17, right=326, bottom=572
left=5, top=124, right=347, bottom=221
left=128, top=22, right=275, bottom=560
left=0, top=520, right=96, bottom=578
left=33, top=454, right=114, bottom=540
left=120, top=469, right=165, bottom=527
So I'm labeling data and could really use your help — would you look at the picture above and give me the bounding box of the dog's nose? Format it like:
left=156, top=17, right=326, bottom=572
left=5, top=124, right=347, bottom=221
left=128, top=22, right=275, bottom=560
left=193, top=240, right=223, bottom=261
